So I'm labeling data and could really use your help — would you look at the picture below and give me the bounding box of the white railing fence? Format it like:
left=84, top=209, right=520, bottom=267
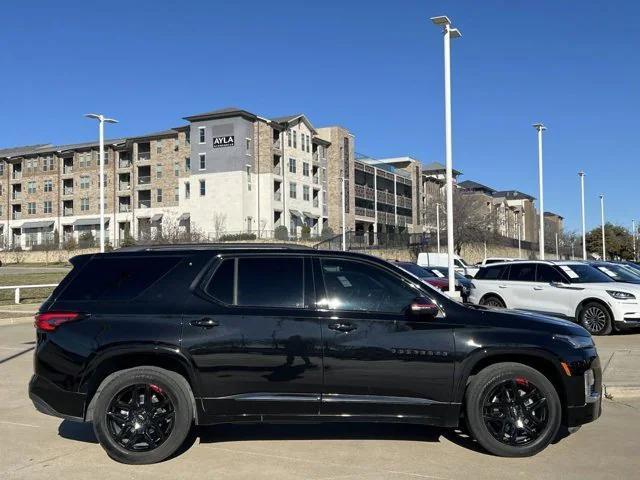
left=0, top=284, right=58, bottom=304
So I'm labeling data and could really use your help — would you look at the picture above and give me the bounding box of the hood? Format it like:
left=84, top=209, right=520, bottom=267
left=473, top=306, right=590, bottom=337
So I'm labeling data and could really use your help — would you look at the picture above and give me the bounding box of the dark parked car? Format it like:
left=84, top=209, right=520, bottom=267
left=391, top=261, right=470, bottom=301
left=422, top=265, right=473, bottom=301
left=588, top=261, right=640, bottom=284
left=30, top=245, right=601, bottom=464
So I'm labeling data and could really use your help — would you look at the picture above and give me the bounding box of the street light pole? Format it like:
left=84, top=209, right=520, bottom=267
left=533, top=123, right=546, bottom=259
left=431, top=15, right=461, bottom=296
left=435, top=202, right=441, bottom=253
left=579, top=171, right=587, bottom=259
left=633, top=220, right=637, bottom=262
left=84, top=113, right=118, bottom=253
left=515, top=210, right=522, bottom=259
left=555, top=232, right=559, bottom=260
left=600, top=194, right=606, bottom=260
left=340, top=170, right=346, bottom=251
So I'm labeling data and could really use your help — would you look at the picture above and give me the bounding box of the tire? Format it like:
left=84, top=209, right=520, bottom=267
left=92, top=366, right=194, bottom=464
left=480, top=295, right=506, bottom=309
left=465, top=362, right=561, bottom=457
left=578, top=301, right=612, bottom=336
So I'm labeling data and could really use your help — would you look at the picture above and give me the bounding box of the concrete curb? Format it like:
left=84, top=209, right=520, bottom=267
left=603, top=385, right=640, bottom=399
left=0, top=316, right=34, bottom=326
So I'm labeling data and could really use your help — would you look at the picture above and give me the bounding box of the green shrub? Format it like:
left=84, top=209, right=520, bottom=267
left=219, top=233, right=257, bottom=241
left=301, top=225, right=311, bottom=240
left=274, top=225, right=289, bottom=241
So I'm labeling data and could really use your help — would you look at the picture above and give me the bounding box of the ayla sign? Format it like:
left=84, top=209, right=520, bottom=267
left=212, top=136, right=235, bottom=148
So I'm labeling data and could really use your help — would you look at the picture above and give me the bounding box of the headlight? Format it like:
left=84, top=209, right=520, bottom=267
left=553, top=334, right=594, bottom=349
left=606, top=290, right=636, bottom=300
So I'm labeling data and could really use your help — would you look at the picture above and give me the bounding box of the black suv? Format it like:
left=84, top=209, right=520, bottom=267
left=29, top=245, right=601, bottom=464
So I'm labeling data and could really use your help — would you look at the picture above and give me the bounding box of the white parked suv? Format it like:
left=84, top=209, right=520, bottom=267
left=468, top=260, right=640, bottom=335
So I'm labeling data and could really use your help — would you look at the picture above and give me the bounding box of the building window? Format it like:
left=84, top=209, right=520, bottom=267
left=43, top=157, right=54, bottom=171
left=198, top=127, right=206, bottom=144
left=174, top=138, right=179, bottom=151
left=185, top=181, right=191, bottom=199
left=301, top=134, right=305, bottom=152
left=302, top=162, right=309, bottom=176
left=306, top=134, right=311, bottom=153
left=0, top=163, right=4, bottom=175
left=303, top=185, right=310, bottom=201
left=156, top=188, right=163, bottom=203
left=174, top=186, right=179, bottom=202
left=27, top=181, right=36, bottom=194
left=43, top=179, right=53, bottom=192
left=287, top=130, right=292, bottom=147
left=156, top=140, right=162, bottom=154
left=199, top=179, right=206, bottom=196
left=43, top=201, right=52, bottom=214
left=289, top=158, right=296, bottom=174
left=185, top=157, right=191, bottom=171
left=199, top=153, right=206, bottom=170
left=81, top=198, right=89, bottom=211
left=156, top=164, right=163, bottom=179
left=289, top=182, right=297, bottom=199
left=174, top=162, right=180, bottom=176
left=28, top=202, right=36, bottom=215
left=245, top=137, right=251, bottom=155
left=246, top=165, right=252, bottom=191
left=293, top=131, right=297, bottom=149
left=80, top=176, right=90, bottom=189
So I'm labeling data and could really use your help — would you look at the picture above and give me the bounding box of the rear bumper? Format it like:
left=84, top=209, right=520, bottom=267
left=29, top=374, right=86, bottom=422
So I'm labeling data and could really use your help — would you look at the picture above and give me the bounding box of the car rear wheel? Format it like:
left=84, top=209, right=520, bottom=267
left=92, top=366, right=193, bottom=464
left=579, top=301, right=612, bottom=336
left=465, top=362, right=561, bottom=457
left=480, top=295, right=506, bottom=309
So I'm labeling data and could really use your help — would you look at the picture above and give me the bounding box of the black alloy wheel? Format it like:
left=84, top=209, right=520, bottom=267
left=482, top=377, right=549, bottom=446
left=106, top=383, right=175, bottom=452
left=481, top=296, right=505, bottom=309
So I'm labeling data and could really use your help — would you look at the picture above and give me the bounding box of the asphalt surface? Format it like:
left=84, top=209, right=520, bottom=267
left=1, top=322, right=639, bottom=479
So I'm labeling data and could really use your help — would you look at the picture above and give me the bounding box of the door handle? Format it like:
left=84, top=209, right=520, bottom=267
left=498, top=285, right=507, bottom=289
left=533, top=286, right=543, bottom=291
left=190, top=317, right=219, bottom=328
left=328, top=322, right=357, bottom=333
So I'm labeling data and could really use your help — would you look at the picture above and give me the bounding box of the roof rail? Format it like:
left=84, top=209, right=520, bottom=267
left=115, top=242, right=314, bottom=252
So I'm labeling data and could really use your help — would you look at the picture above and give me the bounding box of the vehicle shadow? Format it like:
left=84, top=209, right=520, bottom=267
left=58, top=420, right=98, bottom=443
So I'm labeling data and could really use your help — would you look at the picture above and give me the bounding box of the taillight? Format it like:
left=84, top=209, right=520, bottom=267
left=35, top=312, right=83, bottom=332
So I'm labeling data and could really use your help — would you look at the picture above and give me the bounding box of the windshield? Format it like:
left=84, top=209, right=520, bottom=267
left=595, top=264, right=640, bottom=282
left=559, top=264, right=615, bottom=283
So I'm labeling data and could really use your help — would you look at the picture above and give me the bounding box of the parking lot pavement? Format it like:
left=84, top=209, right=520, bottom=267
left=2, top=323, right=640, bottom=480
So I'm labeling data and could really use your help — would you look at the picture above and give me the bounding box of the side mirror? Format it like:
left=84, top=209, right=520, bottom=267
left=550, top=281, right=569, bottom=288
left=408, top=297, right=439, bottom=319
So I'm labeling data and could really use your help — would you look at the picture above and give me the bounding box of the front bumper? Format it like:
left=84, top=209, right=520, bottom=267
left=29, top=374, right=86, bottom=422
left=566, top=391, right=601, bottom=427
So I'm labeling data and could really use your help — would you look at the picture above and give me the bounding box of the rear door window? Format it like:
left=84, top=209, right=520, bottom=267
left=476, top=264, right=508, bottom=280
left=536, top=264, right=565, bottom=283
left=59, top=256, right=182, bottom=301
left=206, top=256, right=307, bottom=308
left=507, top=263, right=536, bottom=282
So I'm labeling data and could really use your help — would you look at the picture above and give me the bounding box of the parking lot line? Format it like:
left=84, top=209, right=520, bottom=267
left=0, top=420, right=40, bottom=428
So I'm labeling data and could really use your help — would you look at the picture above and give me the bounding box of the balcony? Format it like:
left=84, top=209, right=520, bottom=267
left=137, top=151, right=151, bottom=162
left=138, top=200, right=151, bottom=209
left=118, top=158, right=132, bottom=169
left=274, top=191, right=282, bottom=202
left=273, top=164, right=282, bottom=175
left=273, top=139, right=282, bottom=150
left=313, top=197, right=319, bottom=208
left=355, top=206, right=375, bottom=218
left=63, top=187, right=74, bottom=196
left=119, top=204, right=131, bottom=213
left=12, top=212, right=21, bottom=220
left=312, top=151, right=324, bottom=163
left=118, top=182, right=131, bottom=191
left=355, top=184, right=375, bottom=200
left=137, top=176, right=151, bottom=186
left=11, top=171, right=22, bottom=181
left=63, top=208, right=73, bottom=217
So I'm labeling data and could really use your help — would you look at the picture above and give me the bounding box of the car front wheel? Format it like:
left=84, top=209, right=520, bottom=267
left=465, top=362, right=561, bottom=457
left=92, top=366, right=194, bottom=464
left=579, top=302, right=612, bottom=336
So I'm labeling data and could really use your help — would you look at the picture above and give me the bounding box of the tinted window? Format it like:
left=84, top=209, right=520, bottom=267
left=397, top=263, right=436, bottom=278
left=508, top=263, right=536, bottom=282
left=595, top=264, right=640, bottom=282
left=536, top=264, right=565, bottom=283
left=484, top=259, right=503, bottom=265
left=60, top=256, right=181, bottom=301
left=476, top=264, right=507, bottom=280
left=320, top=259, right=417, bottom=313
left=206, top=259, right=234, bottom=304
left=237, top=257, right=304, bottom=307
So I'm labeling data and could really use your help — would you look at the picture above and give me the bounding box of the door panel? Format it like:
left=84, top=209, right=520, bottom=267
left=181, top=255, right=323, bottom=416
left=314, top=257, right=455, bottom=418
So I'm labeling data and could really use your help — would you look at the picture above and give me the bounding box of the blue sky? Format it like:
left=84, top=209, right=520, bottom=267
left=1, top=0, right=639, bottom=232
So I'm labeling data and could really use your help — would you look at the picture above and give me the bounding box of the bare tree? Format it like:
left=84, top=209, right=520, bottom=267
left=424, top=191, right=497, bottom=254
left=213, top=212, right=227, bottom=240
